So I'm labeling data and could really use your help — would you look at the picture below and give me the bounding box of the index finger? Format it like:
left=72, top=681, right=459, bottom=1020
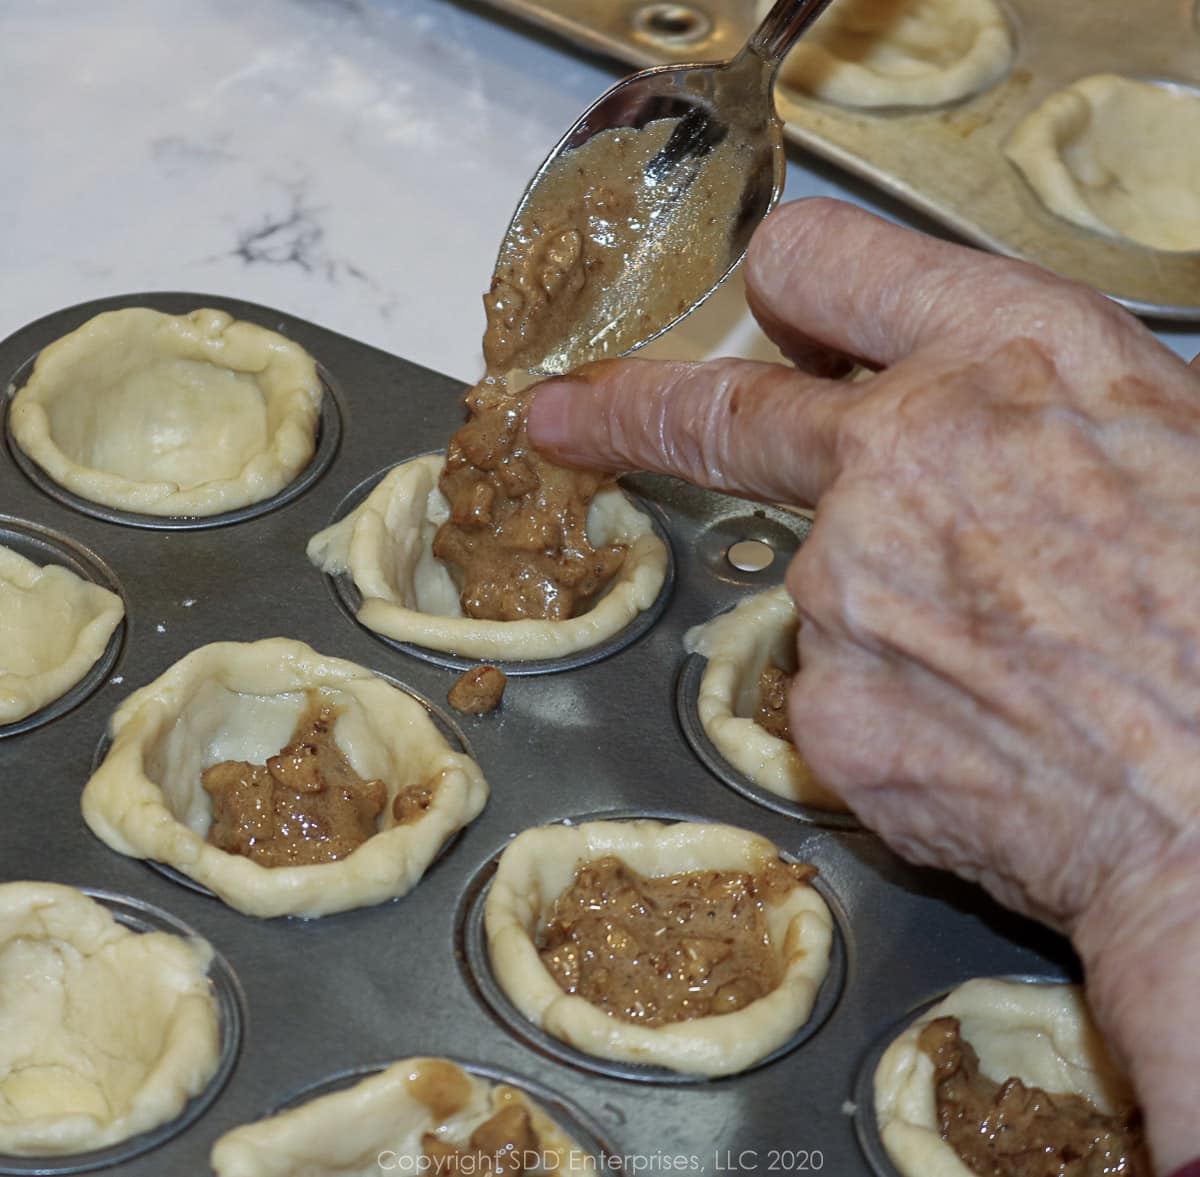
left=528, top=356, right=861, bottom=507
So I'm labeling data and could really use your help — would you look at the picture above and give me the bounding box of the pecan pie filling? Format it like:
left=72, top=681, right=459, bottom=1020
left=538, top=854, right=817, bottom=1026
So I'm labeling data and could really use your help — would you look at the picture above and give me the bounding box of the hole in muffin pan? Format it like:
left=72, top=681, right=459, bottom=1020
left=695, top=510, right=807, bottom=587
left=455, top=811, right=849, bottom=1085
left=0, top=889, right=244, bottom=1176
left=849, top=973, right=1072, bottom=1177
left=0, top=517, right=126, bottom=740
left=629, top=2, right=712, bottom=45
left=262, top=1058, right=614, bottom=1161
left=675, top=654, right=862, bottom=830
left=318, top=462, right=676, bottom=676
left=88, top=672, right=475, bottom=906
left=2, top=358, right=343, bottom=530
left=726, top=539, right=775, bottom=573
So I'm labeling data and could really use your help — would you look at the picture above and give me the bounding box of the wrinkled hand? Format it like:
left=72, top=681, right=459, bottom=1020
left=528, top=199, right=1200, bottom=1171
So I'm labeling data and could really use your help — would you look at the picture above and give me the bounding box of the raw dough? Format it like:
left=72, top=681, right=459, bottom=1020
left=0, top=882, right=220, bottom=1156
left=9, top=308, right=323, bottom=516
left=1005, top=74, right=1200, bottom=252
left=0, top=544, right=123, bottom=724
left=210, top=1057, right=590, bottom=1176
left=684, top=587, right=846, bottom=811
left=80, top=639, right=489, bottom=918
left=874, top=977, right=1141, bottom=1177
left=306, top=454, right=669, bottom=661
left=485, top=820, right=834, bottom=1076
left=766, top=0, right=1013, bottom=109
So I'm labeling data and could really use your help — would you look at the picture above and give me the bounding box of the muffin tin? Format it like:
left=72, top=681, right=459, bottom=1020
left=0, top=292, right=1075, bottom=1175
left=475, top=0, right=1200, bottom=319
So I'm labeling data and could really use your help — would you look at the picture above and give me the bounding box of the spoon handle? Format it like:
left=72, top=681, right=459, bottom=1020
left=747, top=0, right=839, bottom=70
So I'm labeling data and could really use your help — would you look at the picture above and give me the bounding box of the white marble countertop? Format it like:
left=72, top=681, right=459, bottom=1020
left=3, top=0, right=1197, bottom=382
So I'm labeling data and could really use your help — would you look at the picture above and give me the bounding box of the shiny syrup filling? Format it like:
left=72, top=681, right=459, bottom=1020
left=918, top=1016, right=1150, bottom=1177
left=203, top=691, right=436, bottom=867
left=754, top=663, right=792, bottom=741
left=537, top=854, right=816, bottom=1027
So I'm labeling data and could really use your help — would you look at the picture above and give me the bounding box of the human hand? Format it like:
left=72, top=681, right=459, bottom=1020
left=527, top=198, right=1200, bottom=1171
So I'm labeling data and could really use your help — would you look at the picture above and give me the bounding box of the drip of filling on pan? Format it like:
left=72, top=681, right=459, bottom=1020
left=204, top=691, right=407, bottom=867
left=448, top=664, right=508, bottom=714
left=537, top=854, right=817, bottom=1026
left=917, top=1016, right=1150, bottom=1177
left=434, top=116, right=744, bottom=623
left=754, top=663, right=792, bottom=741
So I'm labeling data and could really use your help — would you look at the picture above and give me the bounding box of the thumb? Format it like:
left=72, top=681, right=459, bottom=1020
left=527, top=356, right=860, bottom=507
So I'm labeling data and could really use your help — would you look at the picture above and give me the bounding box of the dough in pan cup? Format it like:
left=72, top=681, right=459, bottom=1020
left=210, top=1057, right=591, bottom=1176
left=684, top=586, right=846, bottom=811
left=0, top=543, right=123, bottom=724
left=0, top=882, right=219, bottom=1157
left=767, top=0, right=1013, bottom=110
left=874, top=977, right=1145, bottom=1177
left=1005, top=74, right=1200, bottom=253
left=307, top=453, right=669, bottom=661
left=485, top=819, right=833, bottom=1077
left=9, top=307, right=323, bottom=516
left=81, top=638, right=489, bottom=918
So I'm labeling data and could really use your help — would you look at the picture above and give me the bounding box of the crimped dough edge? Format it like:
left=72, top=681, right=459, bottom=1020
left=210, top=1057, right=590, bottom=1177
left=306, top=454, right=669, bottom=660
left=80, top=638, right=489, bottom=918
left=484, top=819, right=834, bottom=1077
left=9, top=307, right=323, bottom=516
left=0, top=881, right=220, bottom=1156
left=684, top=586, right=845, bottom=811
left=873, top=977, right=1140, bottom=1177
left=0, top=544, right=123, bottom=724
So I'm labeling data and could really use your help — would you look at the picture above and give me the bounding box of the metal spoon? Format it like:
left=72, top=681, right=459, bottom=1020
left=486, top=0, right=839, bottom=377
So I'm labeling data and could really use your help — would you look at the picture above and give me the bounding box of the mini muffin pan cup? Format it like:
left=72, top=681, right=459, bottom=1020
left=0, top=889, right=244, bottom=1176
left=318, top=462, right=677, bottom=675
left=849, top=973, right=1072, bottom=1177
left=474, top=0, right=1200, bottom=319
left=0, top=293, right=1076, bottom=1174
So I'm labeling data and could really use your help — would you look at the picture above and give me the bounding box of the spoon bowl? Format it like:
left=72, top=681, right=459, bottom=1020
left=486, top=0, right=839, bottom=376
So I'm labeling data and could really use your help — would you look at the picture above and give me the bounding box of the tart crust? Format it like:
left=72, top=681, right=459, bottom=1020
left=485, top=819, right=833, bottom=1076
left=684, top=587, right=845, bottom=811
left=306, top=454, right=669, bottom=661
left=874, top=977, right=1140, bottom=1177
left=9, top=307, right=323, bottom=516
left=0, top=543, right=123, bottom=724
left=768, top=0, right=1012, bottom=109
left=81, top=639, right=489, bottom=918
left=1005, top=74, right=1200, bottom=252
left=210, top=1057, right=589, bottom=1176
left=0, top=882, right=219, bottom=1156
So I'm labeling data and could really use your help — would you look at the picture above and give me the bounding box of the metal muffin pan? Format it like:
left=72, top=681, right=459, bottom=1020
left=473, top=0, right=1200, bottom=319
left=0, top=292, right=1076, bottom=1175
